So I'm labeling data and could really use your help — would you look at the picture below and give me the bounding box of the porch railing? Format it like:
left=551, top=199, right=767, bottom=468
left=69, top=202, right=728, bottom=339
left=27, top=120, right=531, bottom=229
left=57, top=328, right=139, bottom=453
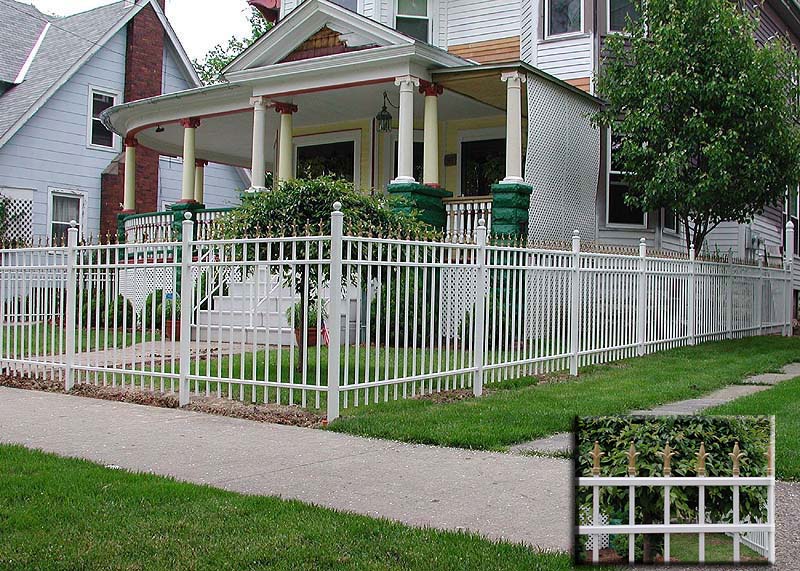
left=443, top=195, right=492, bottom=240
left=122, top=211, right=174, bottom=243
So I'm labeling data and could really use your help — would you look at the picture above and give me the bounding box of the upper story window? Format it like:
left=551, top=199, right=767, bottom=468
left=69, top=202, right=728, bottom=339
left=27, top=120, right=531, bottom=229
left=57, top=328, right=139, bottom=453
left=608, top=0, right=638, bottom=33
left=329, top=0, right=358, bottom=11
left=546, top=0, right=582, bottom=37
left=396, top=0, right=429, bottom=43
left=88, top=87, right=118, bottom=150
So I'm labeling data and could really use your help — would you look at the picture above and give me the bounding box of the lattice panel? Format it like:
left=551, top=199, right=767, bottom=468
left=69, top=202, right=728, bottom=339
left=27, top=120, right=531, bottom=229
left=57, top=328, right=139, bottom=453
left=525, top=75, right=600, bottom=242
left=0, top=191, right=33, bottom=243
left=118, top=267, right=177, bottom=314
left=579, top=505, right=610, bottom=551
left=440, top=266, right=478, bottom=338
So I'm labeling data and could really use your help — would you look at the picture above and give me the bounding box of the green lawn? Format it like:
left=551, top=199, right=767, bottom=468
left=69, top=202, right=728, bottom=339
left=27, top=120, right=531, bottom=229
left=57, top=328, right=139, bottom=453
left=328, top=336, right=800, bottom=450
left=1, top=324, right=155, bottom=357
left=707, top=375, right=800, bottom=480
left=670, top=533, right=764, bottom=564
left=0, top=445, right=575, bottom=571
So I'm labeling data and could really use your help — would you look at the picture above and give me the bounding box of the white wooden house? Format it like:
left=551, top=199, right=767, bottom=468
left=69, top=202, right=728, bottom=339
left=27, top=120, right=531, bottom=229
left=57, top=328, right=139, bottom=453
left=0, top=0, right=247, bottom=243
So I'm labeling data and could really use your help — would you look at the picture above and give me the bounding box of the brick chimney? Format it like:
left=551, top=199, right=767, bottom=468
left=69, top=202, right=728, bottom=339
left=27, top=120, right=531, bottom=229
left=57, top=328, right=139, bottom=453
left=100, top=0, right=166, bottom=235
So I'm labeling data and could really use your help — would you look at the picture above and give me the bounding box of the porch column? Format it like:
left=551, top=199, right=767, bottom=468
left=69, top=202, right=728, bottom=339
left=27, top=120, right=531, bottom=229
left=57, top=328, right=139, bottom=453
left=194, top=160, right=207, bottom=204
left=392, top=75, right=420, bottom=184
left=499, top=71, right=526, bottom=185
left=249, top=96, right=268, bottom=191
left=420, top=80, right=442, bottom=187
left=180, top=118, right=200, bottom=203
left=122, top=136, right=137, bottom=212
left=275, top=102, right=297, bottom=183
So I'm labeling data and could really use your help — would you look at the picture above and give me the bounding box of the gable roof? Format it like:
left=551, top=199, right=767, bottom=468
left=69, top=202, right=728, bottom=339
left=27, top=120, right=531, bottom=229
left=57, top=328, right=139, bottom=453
left=0, top=0, right=201, bottom=150
left=222, top=0, right=432, bottom=75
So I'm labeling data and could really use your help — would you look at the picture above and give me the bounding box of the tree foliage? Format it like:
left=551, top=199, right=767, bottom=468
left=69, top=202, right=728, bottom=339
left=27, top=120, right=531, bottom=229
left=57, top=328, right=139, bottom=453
left=594, top=0, right=800, bottom=254
left=576, top=416, right=770, bottom=563
left=192, top=7, right=271, bottom=85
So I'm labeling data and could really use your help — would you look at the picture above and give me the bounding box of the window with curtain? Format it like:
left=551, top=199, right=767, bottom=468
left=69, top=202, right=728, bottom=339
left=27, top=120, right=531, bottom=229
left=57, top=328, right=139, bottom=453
left=89, top=89, right=116, bottom=148
left=396, top=0, right=429, bottom=42
left=50, top=193, right=82, bottom=241
left=609, top=0, right=638, bottom=32
left=547, top=0, right=582, bottom=37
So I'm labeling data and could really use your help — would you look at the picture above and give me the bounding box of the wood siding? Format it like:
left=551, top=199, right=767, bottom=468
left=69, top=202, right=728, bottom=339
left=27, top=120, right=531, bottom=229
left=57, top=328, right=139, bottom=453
left=565, top=77, right=591, bottom=92
left=448, top=36, right=520, bottom=63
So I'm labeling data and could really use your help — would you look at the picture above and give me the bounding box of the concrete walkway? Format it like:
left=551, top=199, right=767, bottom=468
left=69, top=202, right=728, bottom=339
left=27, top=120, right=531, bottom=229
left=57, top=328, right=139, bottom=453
left=510, top=362, right=800, bottom=456
left=0, top=387, right=570, bottom=551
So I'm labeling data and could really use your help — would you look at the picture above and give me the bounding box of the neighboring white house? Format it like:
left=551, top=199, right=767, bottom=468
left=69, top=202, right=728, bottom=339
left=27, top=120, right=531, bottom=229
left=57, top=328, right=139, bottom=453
left=0, top=0, right=247, bottom=243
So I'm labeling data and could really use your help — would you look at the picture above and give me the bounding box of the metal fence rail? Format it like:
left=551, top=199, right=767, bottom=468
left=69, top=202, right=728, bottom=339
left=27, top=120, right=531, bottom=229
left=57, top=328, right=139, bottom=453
left=0, top=207, right=795, bottom=421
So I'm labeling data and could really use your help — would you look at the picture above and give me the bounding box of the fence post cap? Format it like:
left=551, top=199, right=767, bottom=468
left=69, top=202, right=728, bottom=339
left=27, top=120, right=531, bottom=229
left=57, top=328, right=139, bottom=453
left=332, top=201, right=342, bottom=212
left=183, top=212, right=192, bottom=220
left=787, top=220, right=795, bottom=230
left=572, top=229, right=580, bottom=237
left=478, top=218, right=486, bottom=228
left=639, top=237, right=646, bottom=244
left=69, top=220, right=77, bottom=228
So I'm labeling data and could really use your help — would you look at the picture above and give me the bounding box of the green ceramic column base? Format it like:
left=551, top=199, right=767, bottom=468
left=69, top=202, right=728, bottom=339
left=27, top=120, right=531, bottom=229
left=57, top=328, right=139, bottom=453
left=387, top=182, right=452, bottom=229
left=169, top=202, right=205, bottom=240
left=491, top=182, right=532, bottom=237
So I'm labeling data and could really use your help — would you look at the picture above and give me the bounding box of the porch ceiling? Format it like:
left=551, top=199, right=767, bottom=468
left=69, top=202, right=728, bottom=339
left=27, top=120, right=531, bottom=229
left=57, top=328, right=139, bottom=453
left=432, top=68, right=528, bottom=118
left=108, top=79, right=505, bottom=168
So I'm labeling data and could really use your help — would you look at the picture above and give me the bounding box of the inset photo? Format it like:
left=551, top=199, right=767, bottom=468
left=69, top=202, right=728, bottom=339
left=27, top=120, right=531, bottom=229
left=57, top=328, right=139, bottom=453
left=574, top=415, right=775, bottom=566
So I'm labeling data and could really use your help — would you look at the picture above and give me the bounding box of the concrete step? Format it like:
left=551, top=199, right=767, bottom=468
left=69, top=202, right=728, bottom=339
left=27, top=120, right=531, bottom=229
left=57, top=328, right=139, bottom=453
left=212, top=295, right=295, bottom=313
left=196, top=309, right=285, bottom=328
left=195, top=326, right=296, bottom=346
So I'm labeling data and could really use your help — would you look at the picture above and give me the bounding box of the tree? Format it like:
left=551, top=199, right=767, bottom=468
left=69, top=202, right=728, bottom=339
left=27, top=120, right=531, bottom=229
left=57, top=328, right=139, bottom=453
left=594, top=0, right=800, bottom=254
left=193, top=7, right=271, bottom=85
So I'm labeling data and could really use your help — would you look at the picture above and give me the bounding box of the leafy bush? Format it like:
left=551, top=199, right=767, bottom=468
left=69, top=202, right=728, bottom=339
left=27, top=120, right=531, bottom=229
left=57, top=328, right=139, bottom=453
left=140, top=290, right=180, bottom=330
left=286, top=300, right=326, bottom=330
left=576, top=416, right=770, bottom=562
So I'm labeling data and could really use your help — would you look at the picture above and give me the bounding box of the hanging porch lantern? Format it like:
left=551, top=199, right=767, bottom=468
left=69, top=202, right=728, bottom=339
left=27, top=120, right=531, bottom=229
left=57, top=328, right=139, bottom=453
left=375, top=91, right=393, bottom=133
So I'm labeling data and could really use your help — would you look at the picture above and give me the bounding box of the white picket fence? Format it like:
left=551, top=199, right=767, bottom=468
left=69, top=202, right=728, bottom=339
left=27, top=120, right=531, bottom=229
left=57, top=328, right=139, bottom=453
left=0, top=206, right=794, bottom=420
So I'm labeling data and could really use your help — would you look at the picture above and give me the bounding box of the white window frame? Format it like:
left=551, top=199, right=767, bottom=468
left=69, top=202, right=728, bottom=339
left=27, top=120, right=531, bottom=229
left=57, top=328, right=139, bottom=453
left=393, top=0, right=433, bottom=44
left=457, top=126, right=506, bottom=197
left=47, top=188, right=87, bottom=241
left=544, top=0, right=585, bottom=39
left=605, top=131, right=647, bottom=228
left=293, top=130, right=362, bottom=189
left=87, top=85, right=121, bottom=152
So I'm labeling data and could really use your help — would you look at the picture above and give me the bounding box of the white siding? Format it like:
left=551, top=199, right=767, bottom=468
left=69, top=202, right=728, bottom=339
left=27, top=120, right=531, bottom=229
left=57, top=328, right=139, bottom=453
left=445, top=0, right=520, bottom=46
left=536, top=35, right=593, bottom=81
left=158, top=46, right=245, bottom=209
left=519, top=0, right=536, bottom=64
left=0, top=28, right=128, bottom=239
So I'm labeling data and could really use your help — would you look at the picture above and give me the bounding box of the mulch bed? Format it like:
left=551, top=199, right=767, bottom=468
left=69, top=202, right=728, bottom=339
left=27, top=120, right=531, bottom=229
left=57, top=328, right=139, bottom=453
left=0, top=374, right=323, bottom=428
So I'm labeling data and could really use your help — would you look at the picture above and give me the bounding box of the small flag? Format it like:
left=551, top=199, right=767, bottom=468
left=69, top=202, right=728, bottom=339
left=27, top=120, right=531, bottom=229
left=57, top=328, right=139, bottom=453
left=321, top=321, right=330, bottom=346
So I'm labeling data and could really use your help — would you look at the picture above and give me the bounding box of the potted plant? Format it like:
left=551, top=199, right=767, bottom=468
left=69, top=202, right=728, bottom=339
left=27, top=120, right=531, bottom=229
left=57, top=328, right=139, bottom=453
left=161, top=297, right=181, bottom=340
left=286, top=300, right=326, bottom=348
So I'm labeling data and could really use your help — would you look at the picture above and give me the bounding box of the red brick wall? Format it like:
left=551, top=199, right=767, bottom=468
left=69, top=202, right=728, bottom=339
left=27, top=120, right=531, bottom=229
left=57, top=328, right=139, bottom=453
left=100, top=1, right=166, bottom=235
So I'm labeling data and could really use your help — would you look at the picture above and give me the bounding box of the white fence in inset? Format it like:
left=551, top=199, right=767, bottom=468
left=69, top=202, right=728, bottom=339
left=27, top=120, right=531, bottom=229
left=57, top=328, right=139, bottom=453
left=0, top=207, right=794, bottom=420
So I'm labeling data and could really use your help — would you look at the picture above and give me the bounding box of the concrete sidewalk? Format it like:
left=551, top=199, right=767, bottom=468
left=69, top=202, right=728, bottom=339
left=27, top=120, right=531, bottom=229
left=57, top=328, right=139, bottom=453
left=0, top=387, right=570, bottom=551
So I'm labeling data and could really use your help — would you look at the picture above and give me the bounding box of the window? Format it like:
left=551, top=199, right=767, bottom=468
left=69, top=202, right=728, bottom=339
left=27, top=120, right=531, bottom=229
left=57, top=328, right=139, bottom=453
left=396, top=0, right=429, bottom=42
left=607, top=133, right=646, bottom=226
left=662, top=209, right=677, bottom=233
left=608, top=0, right=638, bottom=33
left=547, top=0, right=582, bottom=37
left=297, top=141, right=356, bottom=182
left=88, top=88, right=117, bottom=149
left=330, top=0, right=358, bottom=11
left=49, top=190, right=83, bottom=242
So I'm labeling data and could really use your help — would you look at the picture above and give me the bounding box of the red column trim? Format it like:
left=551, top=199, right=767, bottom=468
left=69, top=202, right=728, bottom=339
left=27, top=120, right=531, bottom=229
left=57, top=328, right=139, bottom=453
left=274, top=102, right=298, bottom=114
left=419, top=80, right=443, bottom=97
left=180, top=117, right=201, bottom=129
left=195, top=159, right=208, bottom=168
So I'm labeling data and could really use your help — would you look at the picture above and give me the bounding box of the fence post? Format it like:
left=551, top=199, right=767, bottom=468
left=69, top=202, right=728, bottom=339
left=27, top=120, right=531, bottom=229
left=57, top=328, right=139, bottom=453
left=64, top=221, right=79, bottom=391
left=569, top=230, right=581, bottom=376
left=636, top=237, right=646, bottom=356
left=327, top=202, right=344, bottom=422
left=687, top=249, right=696, bottom=345
left=178, top=212, right=194, bottom=407
left=726, top=255, right=734, bottom=339
left=757, top=251, right=764, bottom=336
left=785, top=220, right=794, bottom=337
left=472, top=218, right=488, bottom=396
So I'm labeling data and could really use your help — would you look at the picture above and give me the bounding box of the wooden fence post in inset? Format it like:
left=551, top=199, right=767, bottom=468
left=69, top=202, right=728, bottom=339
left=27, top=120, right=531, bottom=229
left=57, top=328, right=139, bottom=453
left=569, top=230, right=581, bottom=376
left=757, top=251, right=764, bottom=336
left=64, top=221, right=79, bottom=391
left=688, top=249, right=696, bottom=346
left=326, top=202, right=344, bottom=422
left=472, top=218, right=488, bottom=397
left=726, top=255, right=734, bottom=340
left=637, top=238, right=647, bottom=356
left=785, top=220, right=794, bottom=337
left=178, top=213, right=194, bottom=407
